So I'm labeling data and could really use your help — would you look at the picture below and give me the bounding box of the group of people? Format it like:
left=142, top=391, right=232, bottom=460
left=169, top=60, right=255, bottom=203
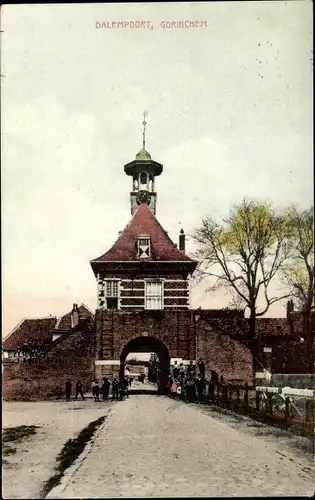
left=65, top=379, right=85, bottom=402
left=168, top=358, right=206, bottom=403
left=65, top=374, right=132, bottom=402
left=91, top=377, right=129, bottom=402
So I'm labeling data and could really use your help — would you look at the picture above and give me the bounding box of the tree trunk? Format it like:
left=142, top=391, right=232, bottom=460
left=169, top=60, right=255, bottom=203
left=249, top=309, right=257, bottom=385
left=304, top=311, right=314, bottom=374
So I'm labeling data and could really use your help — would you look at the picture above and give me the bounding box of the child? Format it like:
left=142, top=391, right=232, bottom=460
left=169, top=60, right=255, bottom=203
left=171, top=380, right=178, bottom=398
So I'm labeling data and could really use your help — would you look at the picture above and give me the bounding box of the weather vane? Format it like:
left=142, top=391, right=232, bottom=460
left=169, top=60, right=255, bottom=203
left=142, top=111, right=148, bottom=149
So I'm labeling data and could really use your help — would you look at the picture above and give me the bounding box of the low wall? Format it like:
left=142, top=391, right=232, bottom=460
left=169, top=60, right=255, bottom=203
left=2, top=327, right=95, bottom=401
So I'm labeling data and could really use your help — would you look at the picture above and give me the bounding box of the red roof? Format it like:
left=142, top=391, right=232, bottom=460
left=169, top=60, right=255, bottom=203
left=55, top=304, right=93, bottom=330
left=91, top=203, right=196, bottom=263
left=3, top=305, right=94, bottom=351
left=3, top=317, right=57, bottom=351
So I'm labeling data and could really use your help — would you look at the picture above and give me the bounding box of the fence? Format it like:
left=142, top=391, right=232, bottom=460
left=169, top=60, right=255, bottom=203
left=202, top=382, right=315, bottom=438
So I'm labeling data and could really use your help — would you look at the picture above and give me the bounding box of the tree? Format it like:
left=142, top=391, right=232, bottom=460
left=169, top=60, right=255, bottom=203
left=193, top=199, right=291, bottom=374
left=281, top=206, right=314, bottom=371
left=281, top=207, right=314, bottom=311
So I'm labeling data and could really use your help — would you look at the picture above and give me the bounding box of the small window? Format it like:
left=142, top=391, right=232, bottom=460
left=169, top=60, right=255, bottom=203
left=104, top=280, right=119, bottom=310
left=106, top=281, right=118, bottom=297
left=137, top=236, right=151, bottom=259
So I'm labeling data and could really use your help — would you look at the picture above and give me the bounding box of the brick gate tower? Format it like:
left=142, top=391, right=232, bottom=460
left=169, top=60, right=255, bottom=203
left=90, top=115, right=198, bottom=388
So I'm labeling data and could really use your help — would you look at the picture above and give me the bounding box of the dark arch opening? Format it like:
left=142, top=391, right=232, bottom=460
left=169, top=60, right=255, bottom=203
left=120, top=336, right=170, bottom=395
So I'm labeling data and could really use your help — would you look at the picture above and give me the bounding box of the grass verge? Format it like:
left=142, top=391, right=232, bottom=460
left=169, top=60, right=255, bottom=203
left=2, top=425, right=40, bottom=456
left=40, top=415, right=107, bottom=499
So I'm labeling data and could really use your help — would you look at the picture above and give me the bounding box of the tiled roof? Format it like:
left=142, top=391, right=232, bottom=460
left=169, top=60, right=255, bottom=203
left=91, top=203, right=196, bottom=263
left=3, top=317, right=57, bottom=351
left=3, top=304, right=94, bottom=351
left=55, top=304, right=94, bottom=331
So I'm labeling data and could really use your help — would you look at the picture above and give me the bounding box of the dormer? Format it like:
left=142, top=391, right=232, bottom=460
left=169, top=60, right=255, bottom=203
left=137, top=235, right=151, bottom=259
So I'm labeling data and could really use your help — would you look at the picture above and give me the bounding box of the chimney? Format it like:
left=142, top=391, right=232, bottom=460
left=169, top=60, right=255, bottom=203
left=71, top=303, right=80, bottom=329
left=179, top=229, right=185, bottom=252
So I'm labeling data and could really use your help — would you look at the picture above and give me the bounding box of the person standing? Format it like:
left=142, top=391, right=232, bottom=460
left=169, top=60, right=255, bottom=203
left=101, top=377, right=110, bottom=401
left=75, top=380, right=85, bottom=400
left=196, top=376, right=205, bottom=403
left=186, top=378, right=196, bottom=403
left=92, top=380, right=100, bottom=402
left=172, top=361, right=180, bottom=380
left=187, top=360, right=196, bottom=378
left=112, top=378, right=119, bottom=401
left=171, top=379, right=178, bottom=398
left=124, top=377, right=129, bottom=397
left=119, top=379, right=125, bottom=401
left=65, top=379, right=72, bottom=402
left=179, top=363, right=186, bottom=385
left=167, top=374, right=173, bottom=395
left=198, top=358, right=206, bottom=379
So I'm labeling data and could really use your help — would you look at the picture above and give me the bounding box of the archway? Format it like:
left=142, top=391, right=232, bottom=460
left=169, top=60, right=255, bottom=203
left=120, top=336, right=170, bottom=394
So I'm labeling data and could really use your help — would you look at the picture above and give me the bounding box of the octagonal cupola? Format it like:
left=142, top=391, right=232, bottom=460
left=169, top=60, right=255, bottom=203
left=124, top=112, right=163, bottom=215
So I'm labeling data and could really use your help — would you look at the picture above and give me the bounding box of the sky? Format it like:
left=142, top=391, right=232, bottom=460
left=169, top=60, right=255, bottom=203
left=1, top=1, right=313, bottom=336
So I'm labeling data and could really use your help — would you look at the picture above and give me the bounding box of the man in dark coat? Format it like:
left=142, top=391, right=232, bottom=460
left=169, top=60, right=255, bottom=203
left=75, top=380, right=85, bottom=400
left=198, top=358, right=206, bottom=379
left=172, top=361, right=180, bottom=380
left=65, top=380, right=72, bottom=402
left=112, top=378, right=119, bottom=401
left=187, top=361, right=196, bottom=379
left=186, top=377, right=196, bottom=403
left=92, top=380, right=100, bottom=402
left=196, top=376, right=205, bottom=403
left=101, top=377, right=110, bottom=401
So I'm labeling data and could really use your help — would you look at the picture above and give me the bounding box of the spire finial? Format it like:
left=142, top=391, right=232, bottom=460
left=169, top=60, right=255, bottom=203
left=142, top=111, right=148, bottom=149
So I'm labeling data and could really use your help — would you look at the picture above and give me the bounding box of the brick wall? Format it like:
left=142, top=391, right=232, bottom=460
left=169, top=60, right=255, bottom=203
left=3, top=308, right=308, bottom=400
left=94, top=309, right=253, bottom=383
left=95, top=309, right=195, bottom=362
left=196, top=318, right=253, bottom=384
left=2, top=325, right=95, bottom=401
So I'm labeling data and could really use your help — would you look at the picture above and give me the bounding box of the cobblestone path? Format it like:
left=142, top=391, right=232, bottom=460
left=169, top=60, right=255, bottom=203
left=48, top=395, right=314, bottom=498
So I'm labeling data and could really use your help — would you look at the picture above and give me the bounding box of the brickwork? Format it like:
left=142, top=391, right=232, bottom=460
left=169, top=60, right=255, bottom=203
left=2, top=324, right=95, bottom=400
left=94, top=309, right=253, bottom=383
left=197, top=318, right=253, bottom=383
left=3, top=307, right=312, bottom=400
left=164, top=281, right=188, bottom=289
left=164, top=290, right=188, bottom=297
left=164, top=297, right=189, bottom=305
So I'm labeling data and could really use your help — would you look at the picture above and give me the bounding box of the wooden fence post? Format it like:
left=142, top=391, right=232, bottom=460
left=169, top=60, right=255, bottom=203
left=256, top=390, right=260, bottom=412
left=267, top=393, right=273, bottom=415
left=305, top=399, right=314, bottom=423
left=284, top=396, right=290, bottom=420
left=244, top=383, right=249, bottom=410
left=209, top=381, right=214, bottom=402
left=236, top=387, right=240, bottom=410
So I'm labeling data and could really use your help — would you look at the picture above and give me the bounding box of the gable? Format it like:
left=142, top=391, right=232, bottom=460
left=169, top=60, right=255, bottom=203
left=55, top=304, right=94, bottom=331
left=91, top=203, right=196, bottom=263
left=3, top=317, right=57, bottom=351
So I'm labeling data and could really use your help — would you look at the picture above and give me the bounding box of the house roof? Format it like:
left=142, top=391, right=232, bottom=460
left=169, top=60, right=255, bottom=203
left=3, top=304, right=94, bottom=351
left=91, top=202, right=197, bottom=264
left=2, top=317, right=57, bottom=351
left=55, top=304, right=94, bottom=331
